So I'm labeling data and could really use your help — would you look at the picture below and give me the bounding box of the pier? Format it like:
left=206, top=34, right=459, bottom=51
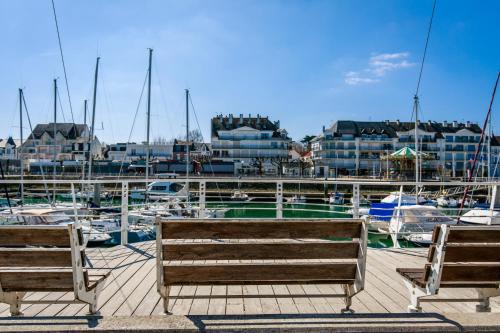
left=0, top=240, right=498, bottom=332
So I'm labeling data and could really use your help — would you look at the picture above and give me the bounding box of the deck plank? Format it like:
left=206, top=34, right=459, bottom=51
left=1, top=240, right=498, bottom=319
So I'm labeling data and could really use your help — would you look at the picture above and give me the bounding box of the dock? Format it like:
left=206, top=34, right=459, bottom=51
left=0, top=240, right=499, bottom=332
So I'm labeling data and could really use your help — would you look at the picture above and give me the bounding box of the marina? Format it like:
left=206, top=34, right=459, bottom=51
left=1, top=0, right=499, bottom=331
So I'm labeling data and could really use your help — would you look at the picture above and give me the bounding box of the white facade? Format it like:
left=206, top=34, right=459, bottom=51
left=108, top=142, right=174, bottom=162
left=312, top=120, right=493, bottom=179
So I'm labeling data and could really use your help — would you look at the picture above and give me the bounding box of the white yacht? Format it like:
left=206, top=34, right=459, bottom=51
left=287, top=195, right=306, bottom=204
left=381, top=192, right=427, bottom=204
left=460, top=208, right=500, bottom=225
left=436, top=196, right=458, bottom=208
left=385, top=205, right=456, bottom=245
left=230, top=190, right=250, bottom=201
left=130, top=181, right=189, bottom=200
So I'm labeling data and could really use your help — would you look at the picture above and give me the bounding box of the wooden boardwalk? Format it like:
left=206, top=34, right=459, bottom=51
left=1, top=240, right=499, bottom=318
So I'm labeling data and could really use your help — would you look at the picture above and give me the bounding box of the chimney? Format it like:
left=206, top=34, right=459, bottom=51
left=453, top=120, right=458, bottom=128
left=427, top=120, right=432, bottom=126
left=322, top=125, right=325, bottom=133
left=228, top=114, right=233, bottom=125
left=396, top=119, right=400, bottom=125
left=248, top=113, right=251, bottom=118
left=385, top=120, right=389, bottom=125
left=417, top=120, right=421, bottom=125
left=466, top=121, right=471, bottom=127
left=240, top=114, right=243, bottom=122
left=443, top=121, right=448, bottom=127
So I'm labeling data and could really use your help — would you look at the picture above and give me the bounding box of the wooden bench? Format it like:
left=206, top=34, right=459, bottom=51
left=0, top=223, right=109, bottom=316
left=397, top=225, right=500, bottom=313
left=156, top=218, right=367, bottom=314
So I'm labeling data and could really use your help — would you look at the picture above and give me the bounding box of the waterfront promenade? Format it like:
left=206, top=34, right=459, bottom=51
left=0, top=240, right=498, bottom=332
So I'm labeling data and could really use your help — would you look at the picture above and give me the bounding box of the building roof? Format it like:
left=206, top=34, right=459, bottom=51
left=325, top=120, right=482, bottom=138
left=27, top=123, right=88, bottom=140
left=211, top=114, right=287, bottom=138
left=0, top=137, right=21, bottom=148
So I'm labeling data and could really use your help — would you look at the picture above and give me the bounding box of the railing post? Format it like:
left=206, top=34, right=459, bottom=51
left=352, top=184, right=360, bottom=219
left=199, top=180, right=206, bottom=218
left=121, top=181, right=129, bottom=245
left=276, top=181, right=283, bottom=219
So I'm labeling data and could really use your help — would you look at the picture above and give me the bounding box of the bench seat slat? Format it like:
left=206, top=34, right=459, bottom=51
left=0, top=248, right=80, bottom=267
left=164, top=241, right=359, bottom=261
left=164, top=262, right=357, bottom=285
left=0, top=269, right=75, bottom=292
left=162, top=221, right=362, bottom=239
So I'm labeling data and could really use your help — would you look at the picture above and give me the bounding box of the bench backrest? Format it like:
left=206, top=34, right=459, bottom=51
left=157, top=218, right=367, bottom=291
left=0, top=224, right=86, bottom=292
left=424, top=225, right=500, bottom=292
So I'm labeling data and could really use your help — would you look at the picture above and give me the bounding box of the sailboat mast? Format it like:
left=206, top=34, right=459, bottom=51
left=81, top=99, right=87, bottom=188
left=88, top=57, right=100, bottom=182
left=53, top=78, right=57, bottom=203
left=19, top=89, right=24, bottom=203
left=146, top=49, right=153, bottom=184
left=185, top=89, right=190, bottom=202
left=185, top=89, right=190, bottom=177
left=488, top=113, right=492, bottom=180
left=414, top=95, right=420, bottom=198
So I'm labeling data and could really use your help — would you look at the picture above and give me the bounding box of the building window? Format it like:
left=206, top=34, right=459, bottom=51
left=445, top=136, right=453, bottom=142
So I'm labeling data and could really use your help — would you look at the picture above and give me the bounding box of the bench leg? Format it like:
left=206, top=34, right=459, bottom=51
left=161, top=286, right=171, bottom=314
left=1, top=292, right=25, bottom=316
left=476, top=288, right=500, bottom=313
left=341, top=284, right=355, bottom=313
left=403, top=281, right=426, bottom=313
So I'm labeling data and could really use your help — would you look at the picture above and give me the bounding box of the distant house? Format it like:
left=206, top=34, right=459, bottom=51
left=107, top=142, right=174, bottom=162
left=211, top=114, right=291, bottom=175
left=0, top=137, right=20, bottom=160
left=21, top=123, right=102, bottom=161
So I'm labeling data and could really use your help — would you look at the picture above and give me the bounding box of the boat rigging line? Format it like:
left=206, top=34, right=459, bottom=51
left=21, top=91, right=51, bottom=202
left=457, top=70, right=500, bottom=220
left=50, top=0, right=75, bottom=124
left=188, top=93, right=224, bottom=203
left=411, top=0, right=437, bottom=194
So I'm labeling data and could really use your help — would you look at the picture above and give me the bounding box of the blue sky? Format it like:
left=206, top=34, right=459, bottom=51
left=0, top=0, right=499, bottom=143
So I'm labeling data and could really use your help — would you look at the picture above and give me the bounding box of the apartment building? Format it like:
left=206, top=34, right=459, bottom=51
left=312, top=120, right=496, bottom=178
left=211, top=114, right=291, bottom=175
left=21, top=123, right=102, bottom=161
left=107, top=142, right=174, bottom=162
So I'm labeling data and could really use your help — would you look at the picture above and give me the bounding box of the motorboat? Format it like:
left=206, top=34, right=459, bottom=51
left=130, top=181, right=189, bottom=201
left=329, top=192, right=344, bottom=205
left=381, top=192, right=427, bottom=205
left=460, top=207, right=500, bottom=225
left=230, top=190, right=250, bottom=201
left=385, top=205, right=456, bottom=246
left=436, top=196, right=458, bottom=208
left=287, top=195, right=306, bottom=204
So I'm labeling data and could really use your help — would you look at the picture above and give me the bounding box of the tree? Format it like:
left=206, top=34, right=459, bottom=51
left=300, top=135, right=316, bottom=150
left=177, top=129, right=203, bottom=143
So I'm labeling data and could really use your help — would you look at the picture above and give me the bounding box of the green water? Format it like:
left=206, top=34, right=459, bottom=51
left=206, top=201, right=416, bottom=248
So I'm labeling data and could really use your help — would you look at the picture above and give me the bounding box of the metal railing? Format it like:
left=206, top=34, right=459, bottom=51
left=1, top=177, right=499, bottom=248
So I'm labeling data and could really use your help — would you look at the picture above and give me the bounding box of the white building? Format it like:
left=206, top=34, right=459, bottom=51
left=312, top=120, right=495, bottom=179
left=0, top=137, right=20, bottom=160
left=21, top=123, right=102, bottom=161
left=211, top=114, right=291, bottom=175
left=107, top=142, right=174, bottom=162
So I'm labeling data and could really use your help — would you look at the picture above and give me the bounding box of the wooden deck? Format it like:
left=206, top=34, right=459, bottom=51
left=1, top=240, right=498, bottom=319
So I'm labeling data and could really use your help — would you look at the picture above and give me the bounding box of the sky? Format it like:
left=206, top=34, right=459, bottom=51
left=0, top=0, right=499, bottom=144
